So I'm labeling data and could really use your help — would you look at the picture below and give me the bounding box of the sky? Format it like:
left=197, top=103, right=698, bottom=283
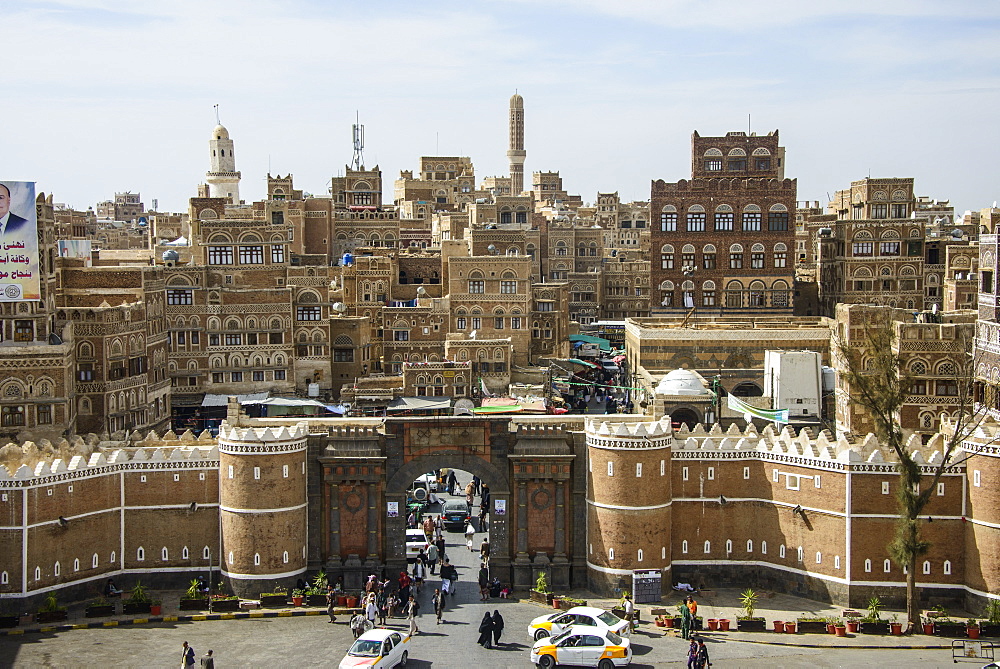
left=5, top=0, right=1000, bottom=215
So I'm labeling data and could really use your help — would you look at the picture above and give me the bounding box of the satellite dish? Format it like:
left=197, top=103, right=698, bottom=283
left=416, top=286, right=427, bottom=296
left=454, top=399, right=475, bottom=416
left=332, top=302, right=347, bottom=314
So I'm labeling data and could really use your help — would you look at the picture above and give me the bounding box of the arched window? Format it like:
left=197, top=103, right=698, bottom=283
left=182, top=546, right=190, bottom=560
left=761, top=541, right=767, bottom=555
left=747, top=540, right=753, bottom=553
left=884, top=559, right=891, bottom=572
left=54, top=561, right=61, bottom=577
left=34, top=567, right=40, bottom=581
left=725, top=540, right=733, bottom=554
left=637, top=549, right=644, bottom=562
left=943, top=560, right=952, bottom=575
left=797, top=546, right=804, bottom=562
left=681, top=540, right=688, bottom=554
left=283, top=551, right=289, bottom=564
left=865, top=559, right=872, bottom=572
left=73, top=558, right=80, bottom=571
left=922, top=560, right=931, bottom=575
left=161, top=547, right=169, bottom=561
left=137, top=546, right=145, bottom=561
left=779, top=544, right=786, bottom=559
left=704, top=540, right=711, bottom=554
left=254, top=553, right=261, bottom=566
left=203, top=546, right=211, bottom=560
left=110, top=551, right=116, bottom=564
left=0, top=571, right=7, bottom=584
left=92, top=553, right=99, bottom=568
left=608, top=548, right=615, bottom=560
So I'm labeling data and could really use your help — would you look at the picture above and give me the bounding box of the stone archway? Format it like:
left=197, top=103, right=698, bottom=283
left=670, top=407, right=701, bottom=429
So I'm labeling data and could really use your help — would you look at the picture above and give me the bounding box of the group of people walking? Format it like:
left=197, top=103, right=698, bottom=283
left=476, top=610, right=505, bottom=649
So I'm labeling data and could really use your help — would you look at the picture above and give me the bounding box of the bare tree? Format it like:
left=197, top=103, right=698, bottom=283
left=836, top=308, right=978, bottom=630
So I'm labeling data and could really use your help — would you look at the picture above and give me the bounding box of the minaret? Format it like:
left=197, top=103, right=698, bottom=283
left=206, top=119, right=241, bottom=204
left=507, top=93, right=526, bottom=195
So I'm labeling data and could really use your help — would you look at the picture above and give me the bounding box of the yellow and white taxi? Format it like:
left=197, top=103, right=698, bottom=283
left=530, top=626, right=632, bottom=669
left=527, top=606, right=630, bottom=641
left=338, top=628, right=411, bottom=669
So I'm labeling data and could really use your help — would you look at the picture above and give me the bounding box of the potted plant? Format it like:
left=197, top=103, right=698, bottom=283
left=834, top=617, right=847, bottom=637
left=846, top=619, right=859, bottom=634
left=921, top=617, right=935, bottom=635
left=308, top=571, right=329, bottom=606
left=772, top=620, right=784, bottom=632
left=180, top=579, right=208, bottom=610
left=736, top=589, right=765, bottom=632
left=345, top=593, right=360, bottom=608
left=36, top=593, right=68, bottom=624
left=86, top=596, right=115, bottom=618
left=259, top=587, right=288, bottom=607
left=552, top=595, right=563, bottom=609
left=210, top=593, right=241, bottom=612
left=531, top=572, right=553, bottom=605
left=783, top=620, right=797, bottom=634
left=718, top=618, right=731, bottom=631
left=149, top=599, right=162, bottom=617
left=967, top=619, right=981, bottom=639
left=825, top=617, right=838, bottom=634
left=859, top=596, right=888, bottom=635
left=795, top=617, right=828, bottom=634
left=292, top=589, right=305, bottom=606
left=123, top=581, right=152, bottom=615
left=889, top=614, right=903, bottom=636
left=981, top=600, right=1000, bottom=637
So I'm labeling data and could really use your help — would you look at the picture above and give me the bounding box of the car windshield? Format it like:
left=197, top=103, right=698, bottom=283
left=598, top=611, right=622, bottom=626
left=444, top=502, right=466, bottom=512
left=406, top=531, right=425, bottom=540
left=606, top=631, right=622, bottom=645
left=548, top=629, right=573, bottom=644
left=348, top=639, right=382, bottom=657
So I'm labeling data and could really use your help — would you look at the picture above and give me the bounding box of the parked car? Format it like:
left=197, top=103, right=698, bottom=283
left=527, top=606, right=630, bottom=641
left=441, top=499, right=469, bottom=531
left=405, top=528, right=429, bottom=563
left=599, top=360, right=620, bottom=373
left=416, top=472, right=439, bottom=492
left=339, top=628, right=410, bottom=668
left=531, top=626, right=632, bottom=669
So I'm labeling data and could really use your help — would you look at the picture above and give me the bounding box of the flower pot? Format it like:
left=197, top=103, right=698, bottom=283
left=783, top=621, right=796, bottom=634
left=664, top=617, right=675, bottom=628
left=552, top=598, right=562, bottom=609
left=719, top=619, right=730, bottom=631
left=846, top=621, right=859, bottom=634
left=655, top=618, right=665, bottom=627
left=85, top=605, right=115, bottom=618
left=292, top=596, right=304, bottom=606
left=707, top=619, right=719, bottom=631
left=826, top=623, right=836, bottom=634
left=773, top=620, right=785, bottom=633
left=346, top=596, right=359, bottom=608
left=890, top=622, right=902, bottom=635
left=150, top=605, right=162, bottom=616
left=922, top=622, right=935, bottom=635
left=835, top=625, right=847, bottom=637
left=968, top=626, right=981, bottom=639
left=336, top=595, right=348, bottom=607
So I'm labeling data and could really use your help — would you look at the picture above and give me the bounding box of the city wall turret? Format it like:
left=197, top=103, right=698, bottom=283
left=218, top=402, right=308, bottom=598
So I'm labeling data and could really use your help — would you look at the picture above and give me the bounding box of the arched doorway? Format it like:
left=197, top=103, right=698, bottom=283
left=731, top=382, right=763, bottom=397
left=670, top=408, right=700, bottom=430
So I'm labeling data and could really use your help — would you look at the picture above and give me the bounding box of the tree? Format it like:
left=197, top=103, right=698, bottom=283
left=835, top=305, right=978, bottom=630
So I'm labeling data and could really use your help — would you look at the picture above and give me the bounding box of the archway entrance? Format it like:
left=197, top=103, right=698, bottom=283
left=670, top=408, right=700, bottom=430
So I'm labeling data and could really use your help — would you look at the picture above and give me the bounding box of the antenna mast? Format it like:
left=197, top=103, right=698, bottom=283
left=214, top=104, right=221, bottom=125
left=351, top=112, right=365, bottom=171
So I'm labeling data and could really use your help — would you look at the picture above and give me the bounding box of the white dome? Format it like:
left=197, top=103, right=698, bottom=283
left=654, top=368, right=711, bottom=396
left=213, top=124, right=230, bottom=140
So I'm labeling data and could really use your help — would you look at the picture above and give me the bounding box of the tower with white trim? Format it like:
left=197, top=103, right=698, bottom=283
left=206, top=123, right=241, bottom=204
left=218, top=400, right=308, bottom=597
left=507, top=93, right=526, bottom=195
left=585, top=418, right=673, bottom=594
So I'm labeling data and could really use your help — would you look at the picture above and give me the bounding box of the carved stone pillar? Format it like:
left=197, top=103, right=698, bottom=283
left=328, top=484, right=340, bottom=561
left=366, top=482, right=378, bottom=558
left=516, top=481, right=528, bottom=556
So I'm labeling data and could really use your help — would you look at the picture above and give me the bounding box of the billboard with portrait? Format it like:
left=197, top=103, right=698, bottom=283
left=0, top=181, right=40, bottom=301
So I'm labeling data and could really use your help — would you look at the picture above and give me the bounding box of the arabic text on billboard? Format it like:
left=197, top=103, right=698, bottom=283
left=0, top=181, right=39, bottom=301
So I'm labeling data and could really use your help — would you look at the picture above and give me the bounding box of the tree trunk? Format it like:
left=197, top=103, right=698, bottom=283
left=906, top=555, right=918, bottom=632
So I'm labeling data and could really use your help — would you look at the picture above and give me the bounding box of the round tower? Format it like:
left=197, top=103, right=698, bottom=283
left=218, top=410, right=308, bottom=598
left=206, top=123, right=241, bottom=204
left=586, top=418, right=673, bottom=596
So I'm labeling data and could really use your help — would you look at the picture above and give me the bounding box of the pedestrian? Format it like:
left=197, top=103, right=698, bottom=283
left=447, top=470, right=457, bottom=495
left=405, top=595, right=420, bottom=636
left=465, top=480, right=475, bottom=498
left=472, top=474, right=480, bottom=496
left=423, top=514, right=434, bottom=539
left=465, top=521, right=476, bottom=551
left=427, top=542, right=439, bottom=575
left=407, top=510, right=416, bottom=528
left=326, top=585, right=337, bottom=623
left=465, top=491, right=474, bottom=515
left=478, top=565, right=490, bottom=601
left=200, top=650, right=214, bottom=669
left=623, top=592, right=635, bottom=633
left=491, top=610, right=504, bottom=646
left=435, top=536, right=446, bottom=564
left=480, top=484, right=490, bottom=508
left=696, top=637, right=711, bottom=668
left=478, top=502, right=488, bottom=526
left=398, top=570, right=411, bottom=602
left=376, top=587, right=388, bottom=626
left=440, top=558, right=457, bottom=596
left=686, top=638, right=698, bottom=669
left=432, top=587, right=445, bottom=624
left=477, top=612, right=494, bottom=649
left=686, top=595, right=699, bottom=631
left=351, top=611, right=367, bottom=638
left=365, top=574, right=377, bottom=595
left=365, top=593, right=378, bottom=628
left=413, top=557, right=425, bottom=594
left=181, top=641, right=196, bottom=669
left=480, top=538, right=490, bottom=560
left=387, top=590, right=400, bottom=618
left=680, top=603, right=692, bottom=640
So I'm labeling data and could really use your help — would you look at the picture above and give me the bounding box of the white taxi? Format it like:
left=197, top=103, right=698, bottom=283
left=338, top=628, right=410, bottom=669
left=530, top=626, right=632, bottom=669
left=404, top=528, right=429, bottom=563
left=527, top=606, right=630, bottom=641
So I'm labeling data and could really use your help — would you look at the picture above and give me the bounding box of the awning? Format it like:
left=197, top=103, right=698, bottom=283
left=387, top=396, right=452, bottom=412
left=473, top=404, right=523, bottom=414
left=569, top=334, right=612, bottom=351
left=242, top=397, right=326, bottom=408
left=612, top=355, right=626, bottom=364
left=201, top=392, right=269, bottom=407
left=567, top=358, right=601, bottom=369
